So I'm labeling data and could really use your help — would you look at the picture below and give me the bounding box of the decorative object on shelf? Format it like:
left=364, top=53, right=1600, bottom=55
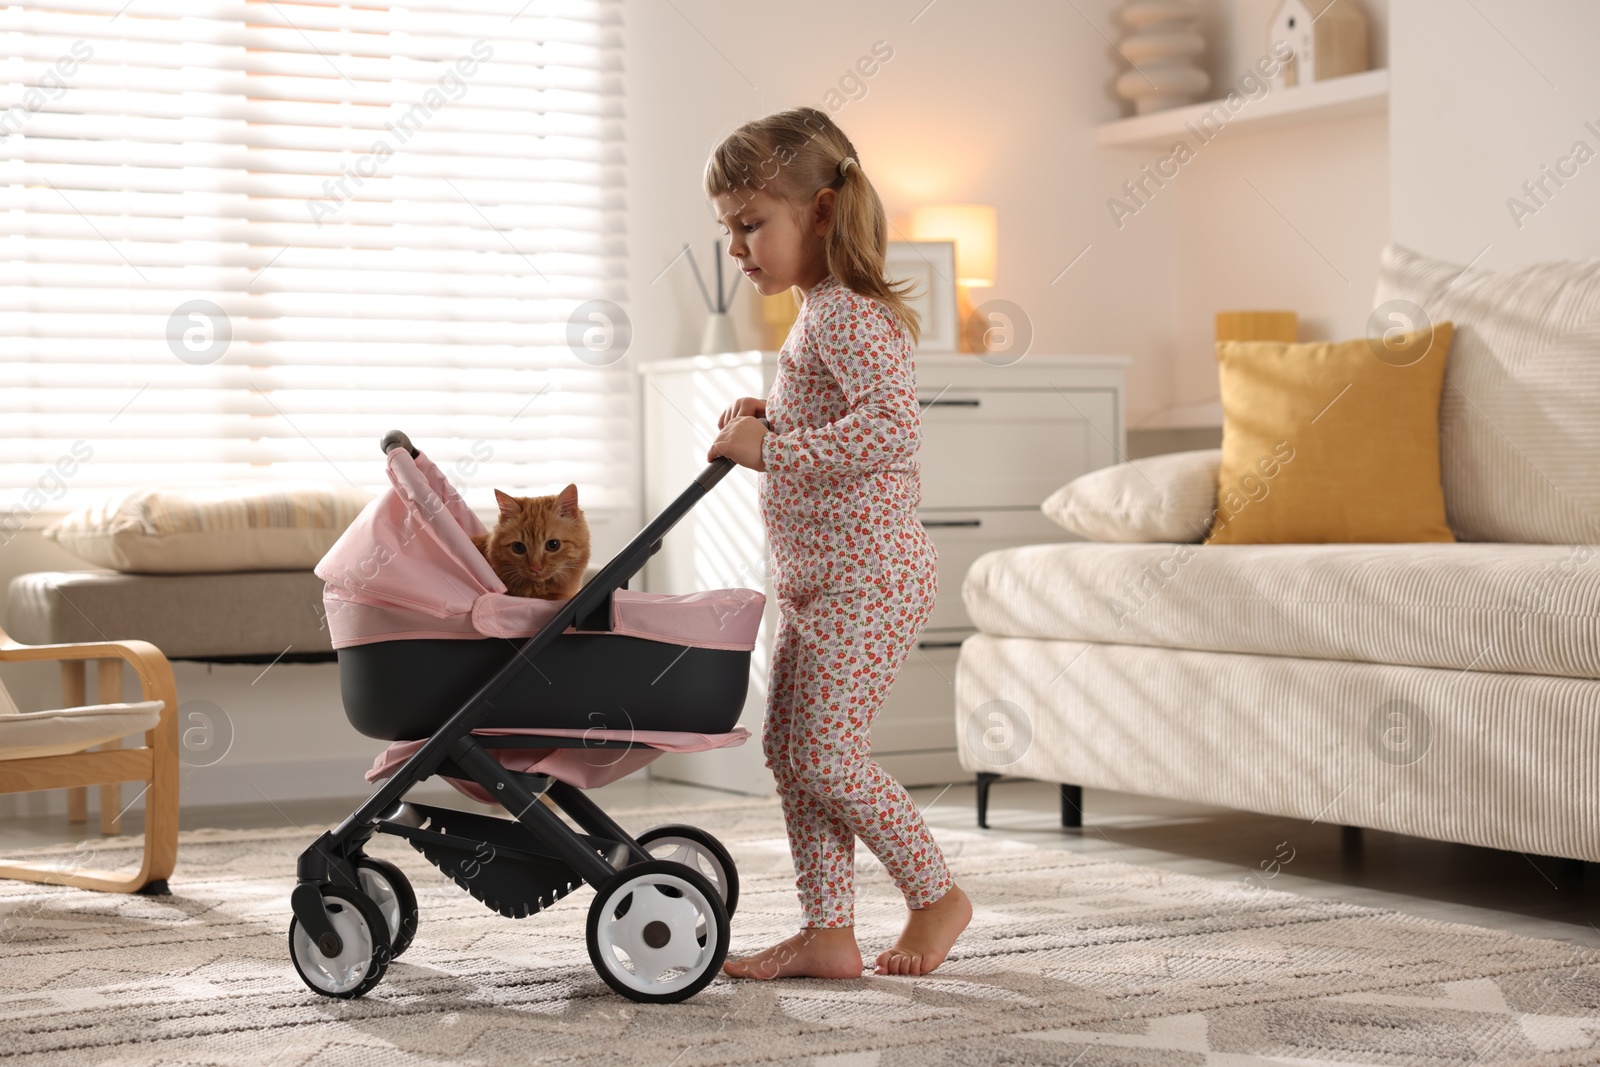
left=1215, top=310, right=1297, bottom=343
left=910, top=204, right=998, bottom=354
left=884, top=240, right=960, bottom=353
left=1114, top=0, right=1210, bottom=115
left=1267, top=0, right=1368, bottom=89
left=683, top=240, right=744, bottom=354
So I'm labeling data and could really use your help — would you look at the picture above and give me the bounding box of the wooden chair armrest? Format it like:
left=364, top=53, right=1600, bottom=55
left=0, top=637, right=175, bottom=700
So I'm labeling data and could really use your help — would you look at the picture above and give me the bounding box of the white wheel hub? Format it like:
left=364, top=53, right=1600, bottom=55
left=291, top=899, right=376, bottom=995
left=358, top=867, right=402, bottom=943
left=645, top=837, right=727, bottom=902
left=595, top=873, right=718, bottom=996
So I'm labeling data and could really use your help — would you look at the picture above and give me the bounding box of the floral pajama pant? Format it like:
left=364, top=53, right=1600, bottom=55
left=762, top=554, right=954, bottom=928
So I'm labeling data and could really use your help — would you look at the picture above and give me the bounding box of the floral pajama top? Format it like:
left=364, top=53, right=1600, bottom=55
left=756, top=273, right=951, bottom=927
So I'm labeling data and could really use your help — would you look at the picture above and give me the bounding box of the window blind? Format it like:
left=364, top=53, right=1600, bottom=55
left=0, top=0, right=631, bottom=526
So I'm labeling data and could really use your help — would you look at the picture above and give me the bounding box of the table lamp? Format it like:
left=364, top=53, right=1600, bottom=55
left=910, top=203, right=997, bottom=353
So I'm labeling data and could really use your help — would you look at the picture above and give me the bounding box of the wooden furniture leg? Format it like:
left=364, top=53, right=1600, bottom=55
left=62, top=660, right=87, bottom=825
left=98, top=659, right=123, bottom=836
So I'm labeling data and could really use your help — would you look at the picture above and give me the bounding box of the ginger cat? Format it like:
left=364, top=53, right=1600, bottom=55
left=471, top=485, right=591, bottom=600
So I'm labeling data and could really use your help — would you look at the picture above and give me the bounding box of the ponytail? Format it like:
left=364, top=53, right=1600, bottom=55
left=704, top=108, right=922, bottom=345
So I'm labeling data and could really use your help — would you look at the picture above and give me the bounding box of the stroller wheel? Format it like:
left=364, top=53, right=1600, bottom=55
left=354, top=857, right=419, bottom=958
left=635, top=825, right=740, bottom=921
left=288, top=885, right=391, bottom=999
left=586, top=859, right=729, bottom=1003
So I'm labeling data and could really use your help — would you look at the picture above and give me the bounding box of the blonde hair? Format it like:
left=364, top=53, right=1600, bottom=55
left=703, top=107, right=921, bottom=345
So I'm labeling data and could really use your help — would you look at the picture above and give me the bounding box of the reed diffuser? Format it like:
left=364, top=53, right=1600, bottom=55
left=684, top=239, right=743, bottom=355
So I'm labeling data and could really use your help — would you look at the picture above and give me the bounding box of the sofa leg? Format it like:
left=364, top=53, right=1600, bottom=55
left=975, top=772, right=1000, bottom=829
left=1060, top=784, right=1083, bottom=829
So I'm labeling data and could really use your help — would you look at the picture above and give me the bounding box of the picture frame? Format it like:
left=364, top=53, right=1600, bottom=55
left=884, top=240, right=960, bottom=353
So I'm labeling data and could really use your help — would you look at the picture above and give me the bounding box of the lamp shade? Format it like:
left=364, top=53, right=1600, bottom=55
left=909, top=203, right=997, bottom=287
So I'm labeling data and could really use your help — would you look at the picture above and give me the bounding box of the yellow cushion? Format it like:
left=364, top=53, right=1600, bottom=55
left=1207, top=325, right=1455, bottom=545
left=43, top=483, right=373, bottom=573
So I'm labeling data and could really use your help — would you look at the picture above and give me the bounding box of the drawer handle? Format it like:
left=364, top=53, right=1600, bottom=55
left=920, top=518, right=982, bottom=528
left=918, top=639, right=967, bottom=650
left=918, top=397, right=981, bottom=408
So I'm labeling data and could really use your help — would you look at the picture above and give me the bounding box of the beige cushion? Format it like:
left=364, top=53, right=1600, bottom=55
left=6, top=570, right=332, bottom=660
left=0, top=700, right=164, bottom=761
left=1372, top=244, right=1600, bottom=544
left=44, top=483, right=373, bottom=574
left=962, top=540, right=1600, bottom=679
left=1041, top=450, right=1220, bottom=543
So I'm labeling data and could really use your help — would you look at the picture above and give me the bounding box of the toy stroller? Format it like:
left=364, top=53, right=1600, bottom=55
left=286, top=430, right=763, bottom=1003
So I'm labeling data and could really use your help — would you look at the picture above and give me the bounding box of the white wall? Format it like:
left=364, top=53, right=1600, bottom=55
left=623, top=0, right=1181, bottom=428
left=1166, top=109, right=1391, bottom=423
left=622, top=0, right=1391, bottom=431
left=1391, top=0, right=1600, bottom=266
left=1149, top=0, right=1391, bottom=425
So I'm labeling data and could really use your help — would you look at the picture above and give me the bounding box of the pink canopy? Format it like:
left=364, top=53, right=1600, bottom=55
left=314, top=446, right=765, bottom=651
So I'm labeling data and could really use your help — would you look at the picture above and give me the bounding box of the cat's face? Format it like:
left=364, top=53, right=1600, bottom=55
left=484, top=485, right=591, bottom=599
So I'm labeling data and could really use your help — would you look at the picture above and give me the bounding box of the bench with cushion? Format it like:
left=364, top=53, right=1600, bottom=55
left=6, top=570, right=334, bottom=664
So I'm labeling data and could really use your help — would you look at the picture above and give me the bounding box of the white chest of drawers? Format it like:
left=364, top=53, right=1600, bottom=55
left=638, top=351, right=1128, bottom=795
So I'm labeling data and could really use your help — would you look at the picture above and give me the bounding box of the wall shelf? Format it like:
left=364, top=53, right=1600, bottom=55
left=1095, top=68, right=1389, bottom=150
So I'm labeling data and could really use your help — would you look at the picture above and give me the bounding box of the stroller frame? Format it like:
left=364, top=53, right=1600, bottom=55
left=288, top=430, right=746, bottom=1003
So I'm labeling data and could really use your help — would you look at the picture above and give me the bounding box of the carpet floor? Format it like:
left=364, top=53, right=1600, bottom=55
left=3, top=797, right=1599, bottom=1066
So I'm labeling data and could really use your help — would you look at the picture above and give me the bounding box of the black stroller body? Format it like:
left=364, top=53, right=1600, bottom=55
left=287, top=431, right=760, bottom=1003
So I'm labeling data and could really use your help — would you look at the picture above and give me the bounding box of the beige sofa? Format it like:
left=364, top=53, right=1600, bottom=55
left=954, top=244, right=1600, bottom=861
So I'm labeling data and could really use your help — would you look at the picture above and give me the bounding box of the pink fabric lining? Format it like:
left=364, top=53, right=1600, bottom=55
left=314, top=446, right=764, bottom=650
left=365, top=726, right=751, bottom=799
left=469, top=588, right=764, bottom=651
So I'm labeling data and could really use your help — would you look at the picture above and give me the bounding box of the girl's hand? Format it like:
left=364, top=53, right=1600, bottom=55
left=718, top=396, right=766, bottom=429
left=707, top=415, right=768, bottom=471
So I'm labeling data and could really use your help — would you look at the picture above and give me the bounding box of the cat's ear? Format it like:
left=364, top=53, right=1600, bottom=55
left=556, top=483, right=580, bottom=517
left=493, top=488, right=519, bottom=522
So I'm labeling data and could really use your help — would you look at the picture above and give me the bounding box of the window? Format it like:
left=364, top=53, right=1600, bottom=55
left=1, top=0, right=630, bottom=531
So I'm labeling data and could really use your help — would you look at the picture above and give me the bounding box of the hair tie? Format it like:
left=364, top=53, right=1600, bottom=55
left=837, top=155, right=857, bottom=177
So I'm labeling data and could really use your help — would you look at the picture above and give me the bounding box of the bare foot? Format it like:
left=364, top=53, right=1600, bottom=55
left=722, top=926, right=864, bottom=980
left=874, top=884, right=972, bottom=976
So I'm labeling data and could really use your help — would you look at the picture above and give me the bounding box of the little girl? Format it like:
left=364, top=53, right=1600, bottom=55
left=703, top=107, right=972, bottom=980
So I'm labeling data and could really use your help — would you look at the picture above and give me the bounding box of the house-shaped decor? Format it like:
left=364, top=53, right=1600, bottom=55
left=1267, top=0, right=1368, bottom=89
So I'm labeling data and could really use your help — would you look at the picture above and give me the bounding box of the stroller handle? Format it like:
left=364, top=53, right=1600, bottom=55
left=381, top=429, right=418, bottom=458
left=381, top=428, right=736, bottom=488
left=696, top=454, right=735, bottom=489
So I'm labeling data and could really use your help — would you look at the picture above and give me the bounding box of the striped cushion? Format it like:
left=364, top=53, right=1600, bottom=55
left=44, top=483, right=373, bottom=574
left=962, top=540, right=1600, bottom=679
left=1372, top=244, right=1600, bottom=544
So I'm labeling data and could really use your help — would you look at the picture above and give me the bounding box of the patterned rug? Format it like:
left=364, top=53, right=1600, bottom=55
left=3, top=796, right=1600, bottom=1066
